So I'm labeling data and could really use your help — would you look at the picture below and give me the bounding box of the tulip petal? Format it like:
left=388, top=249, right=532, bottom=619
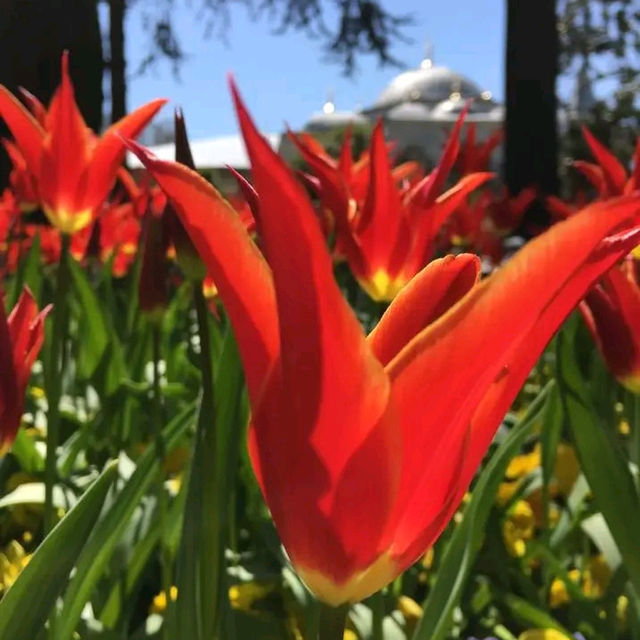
left=386, top=196, right=640, bottom=564
left=125, top=138, right=278, bottom=405
left=430, top=172, right=494, bottom=230
left=368, top=254, right=481, bottom=366
left=81, top=98, right=166, bottom=212
left=357, top=121, right=411, bottom=280
left=232, top=80, right=399, bottom=583
left=581, top=265, right=640, bottom=383
left=0, top=86, right=45, bottom=173
left=8, top=289, right=50, bottom=390
left=582, top=126, right=628, bottom=195
left=629, top=137, right=640, bottom=193
left=338, top=126, right=353, bottom=175
left=403, top=172, right=494, bottom=274
left=574, top=161, right=607, bottom=197
left=410, top=105, right=469, bottom=208
left=0, top=294, right=20, bottom=445
left=18, top=88, right=48, bottom=127
left=288, top=131, right=357, bottom=248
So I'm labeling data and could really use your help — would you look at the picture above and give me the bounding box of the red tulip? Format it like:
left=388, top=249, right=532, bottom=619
left=293, top=111, right=492, bottom=300
left=456, top=123, right=503, bottom=174
left=0, top=288, right=50, bottom=454
left=2, top=139, right=38, bottom=212
left=580, top=258, right=640, bottom=392
left=574, top=127, right=640, bottom=198
left=126, top=82, right=640, bottom=605
left=0, top=51, right=165, bottom=234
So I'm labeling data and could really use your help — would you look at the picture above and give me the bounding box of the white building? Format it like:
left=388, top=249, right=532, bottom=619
left=129, top=53, right=504, bottom=180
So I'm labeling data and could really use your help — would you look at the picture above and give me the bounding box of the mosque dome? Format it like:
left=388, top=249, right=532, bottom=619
left=372, top=61, right=484, bottom=110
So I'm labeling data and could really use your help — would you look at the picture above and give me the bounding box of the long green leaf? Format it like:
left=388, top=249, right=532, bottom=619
left=411, top=382, right=553, bottom=640
left=556, top=321, right=640, bottom=594
left=174, top=321, right=246, bottom=640
left=56, top=402, right=197, bottom=640
left=68, top=256, right=109, bottom=379
left=0, top=460, right=117, bottom=640
left=8, top=232, right=42, bottom=308
left=100, top=478, right=188, bottom=629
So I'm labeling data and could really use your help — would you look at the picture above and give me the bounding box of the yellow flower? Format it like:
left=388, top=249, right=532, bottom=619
left=548, top=556, right=611, bottom=607
left=228, top=582, right=273, bottom=611
left=343, top=631, right=358, bottom=640
left=149, top=586, right=178, bottom=614
left=549, top=578, right=569, bottom=608
left=398, top=595, right=423, bottom=634
left=497, top=481, right=519, bottom=506
left=398, top=595, right=422, bottom=621
left=506, top=445, right=541, bottom=480
left=554, top=444, right=579, bottom=496
left=421, top=547, right=434, bottom=570
left=618, top=418, right=631, bottom=436
left=549, top=569, right=580, bottom=608
left=29, top=386, right=45, bottom=400
left=582, top=555, right=611, bottom=598
left=0, top=541, right=31, bottom=594
left=519, top=630, right=572, bottom=640
left=502, top=500, right=535, bottom=557
left=617, top=595, right=628, bottom=627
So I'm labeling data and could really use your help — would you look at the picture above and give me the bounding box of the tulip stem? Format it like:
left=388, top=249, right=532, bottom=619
left=43, top=233, right=71, bottom=640
left=371, top=591, right=384, bottom=640
left=318, top=603, right=348, bottom=640
left=44, top=233, right=71, bottom=537
left=151, top=321, right=173, bottom=640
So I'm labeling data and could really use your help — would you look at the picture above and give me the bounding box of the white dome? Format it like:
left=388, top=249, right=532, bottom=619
left=373, top=65, right=483, bottom=109
left=385, top=102, right=432, bottom=121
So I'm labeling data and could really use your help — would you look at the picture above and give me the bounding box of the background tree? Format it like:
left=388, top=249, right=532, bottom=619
left=505, top=0, right=559, bottom=203
left=557, top=0, right=640, bottom=167
left=109, top=0, right=411, bottom=124
left=0, top=0, right=103, bottom=187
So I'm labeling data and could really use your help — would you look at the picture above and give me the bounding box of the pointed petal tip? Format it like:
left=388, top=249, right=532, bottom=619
left=119, top=136, right=157, bottom=168
left=61, top=49, right=70, bottom=75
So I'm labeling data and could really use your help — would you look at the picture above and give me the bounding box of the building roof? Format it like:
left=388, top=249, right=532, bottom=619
left=127, top=133, right=281, bottom=170
left=369, top=62, right=484, bottom=111
left=305, top=109, right=368, bottom=132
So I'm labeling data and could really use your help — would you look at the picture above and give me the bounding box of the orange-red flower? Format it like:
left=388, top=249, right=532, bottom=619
left=127, top=82, right=640, bottom=605
left=456, top=123, right=503, bottom=175
left=575, top=126, right=640, bottom=198
left=0, top=51, right=165, bottom=234
left=580, top=257, right=640, bottom=393
left=0, top=288, right=50, bottom=454
left=293, top=110, right=492, bottom=300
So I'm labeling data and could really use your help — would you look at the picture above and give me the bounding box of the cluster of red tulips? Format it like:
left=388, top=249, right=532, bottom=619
left=0, top=52, right=639, bottom=639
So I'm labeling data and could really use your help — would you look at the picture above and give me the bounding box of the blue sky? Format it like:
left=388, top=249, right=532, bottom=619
left=125, top=0, right=505, bottom=139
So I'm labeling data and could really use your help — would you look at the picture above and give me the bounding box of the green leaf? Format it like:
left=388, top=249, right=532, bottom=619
left=100, top=481, right=187, bottom=629
left=556, top=320, right=640, bottom=594
left=411, top=382, right=554, bottom=640
left=501, top=592, right=572, bottom=635
left=174, top=321, right=246, bottom=640
left=68, top=256, right=109, bottom=379
left=10, top=426, right=45, bottom=473
left=0, top=460, right=117, bottom=640
left=8, top=232, right=42, bottom=308
left=56, top=402, right=197, bottom=640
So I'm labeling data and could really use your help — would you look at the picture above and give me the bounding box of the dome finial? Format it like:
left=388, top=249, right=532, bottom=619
left=421, top=41, right=434, bottom=69
left=322, top=89, right=335, bottom=115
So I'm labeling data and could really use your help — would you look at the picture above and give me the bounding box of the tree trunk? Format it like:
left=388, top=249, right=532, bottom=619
left=505, top=0, right=559, bottom=198
left=109, top=0, right=127, bottom=123
left=0, top=0, right=103, bottom=187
